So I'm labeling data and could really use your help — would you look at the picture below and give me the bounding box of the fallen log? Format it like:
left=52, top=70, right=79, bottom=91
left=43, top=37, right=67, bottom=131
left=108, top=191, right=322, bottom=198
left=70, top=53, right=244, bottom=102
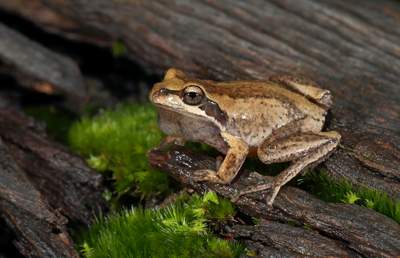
left=0, top=138, right=78, bottom=258
left=232, top=222, right=360, bottom=258
left=1, top=0, right=398, bottom=199
left=149, top=147, right=400, bottom=258
left=0, top=22, right=86, bottom=110
left=0, top=107, right=106, bottom=225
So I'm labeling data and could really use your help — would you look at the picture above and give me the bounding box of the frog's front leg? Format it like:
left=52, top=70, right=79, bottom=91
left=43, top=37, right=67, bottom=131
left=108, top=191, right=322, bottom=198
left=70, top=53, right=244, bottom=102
left=233, top=131, right=340, bottom=206
left=192, top=132, right=249, bottom=184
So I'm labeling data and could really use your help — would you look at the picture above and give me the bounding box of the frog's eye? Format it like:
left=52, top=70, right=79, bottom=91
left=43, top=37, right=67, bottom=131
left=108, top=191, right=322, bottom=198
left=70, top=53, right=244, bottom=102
left=182, top=85, right=204, bottom=105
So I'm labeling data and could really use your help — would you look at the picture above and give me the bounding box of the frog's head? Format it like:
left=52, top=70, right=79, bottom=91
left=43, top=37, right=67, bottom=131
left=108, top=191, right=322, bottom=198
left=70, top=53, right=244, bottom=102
left=150, top=68, right=227, bottom=125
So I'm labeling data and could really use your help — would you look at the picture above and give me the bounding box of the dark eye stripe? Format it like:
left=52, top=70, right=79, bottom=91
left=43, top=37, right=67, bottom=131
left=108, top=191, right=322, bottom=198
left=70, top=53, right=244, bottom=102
left=199, top=100, right=227, bottom=125
left=159, top=88, right=179, bottom=95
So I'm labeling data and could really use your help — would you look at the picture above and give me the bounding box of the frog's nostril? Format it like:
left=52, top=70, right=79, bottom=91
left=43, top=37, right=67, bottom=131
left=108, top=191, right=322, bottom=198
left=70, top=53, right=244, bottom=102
left=151, top=88, right=167, bottom=102
left=159, top=88, right=167, bottom=95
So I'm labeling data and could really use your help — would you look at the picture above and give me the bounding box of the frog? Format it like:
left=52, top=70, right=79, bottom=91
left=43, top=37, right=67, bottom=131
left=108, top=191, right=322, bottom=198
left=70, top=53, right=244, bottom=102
left=149, top=68, right=341, bottom=206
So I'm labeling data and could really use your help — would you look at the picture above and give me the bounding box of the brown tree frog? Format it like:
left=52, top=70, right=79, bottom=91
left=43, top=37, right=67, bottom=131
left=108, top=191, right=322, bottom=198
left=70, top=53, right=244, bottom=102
left=150, top=68, right=340, bottom=206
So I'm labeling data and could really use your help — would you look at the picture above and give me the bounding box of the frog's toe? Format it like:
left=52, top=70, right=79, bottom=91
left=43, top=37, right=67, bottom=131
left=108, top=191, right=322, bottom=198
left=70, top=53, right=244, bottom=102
left=231, top=183, right=273, bottom=202
left=191, top=169, right=224, bottom=183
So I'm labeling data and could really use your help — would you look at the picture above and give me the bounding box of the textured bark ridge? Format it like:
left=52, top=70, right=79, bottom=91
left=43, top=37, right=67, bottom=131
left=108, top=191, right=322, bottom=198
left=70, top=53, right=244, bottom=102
left=149, top=147, right=400, bottom=258
left=0, top=108, right=106, bottom=257
left=0, top=23, right=86, bottom=109
left=0, top=138, right=78, bottom=258
left=232, top=222, right=360, bottom=258
left=0, top=109, right=106, bottom=224
left=1, top=0, right=398, bottom=199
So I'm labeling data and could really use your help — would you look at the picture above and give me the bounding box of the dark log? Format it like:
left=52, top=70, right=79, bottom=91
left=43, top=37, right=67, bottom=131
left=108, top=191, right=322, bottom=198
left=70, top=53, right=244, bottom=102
left=0, top=0, right=398, bottom=199
left=0, top=1, right=111, bottom=46
left=0, top=108, right=106, bottom=225
left=148, top=147, right=400, bottom=258
left=0, top=22, right=86, bottom=109
left=0, top=138, right=78, bottom=257
left=0, top=90, right=19, bottom=109
left=232, top=221, right=360, bottom=258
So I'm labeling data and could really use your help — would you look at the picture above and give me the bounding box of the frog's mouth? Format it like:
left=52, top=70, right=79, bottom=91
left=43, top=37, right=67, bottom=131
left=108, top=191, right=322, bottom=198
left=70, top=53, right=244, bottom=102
left=154, top=104, right=206, bottom=121
left=154, top=99, right=227, bottom=127
left=152, top=103, right=179, bottom=113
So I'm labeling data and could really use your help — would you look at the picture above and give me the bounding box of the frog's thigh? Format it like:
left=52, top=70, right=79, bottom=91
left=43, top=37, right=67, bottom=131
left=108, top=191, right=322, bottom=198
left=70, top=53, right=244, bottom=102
left=257, top=131, right=340, bottom=164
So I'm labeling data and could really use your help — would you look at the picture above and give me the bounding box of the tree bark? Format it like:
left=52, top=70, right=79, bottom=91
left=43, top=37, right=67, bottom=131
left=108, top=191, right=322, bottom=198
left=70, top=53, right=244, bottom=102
left=149, top=147, right=400, bottom=258
left=0, top=107, right=107, bottom=257
left=0, top=22, right=86, bottom=110
left=0, top=0, right=398, bottom=199
left=0, top=108, right=106, bottom=225
left=0, top=138, right=78, bottom=258
left=232, top=221, right=361, bottom=257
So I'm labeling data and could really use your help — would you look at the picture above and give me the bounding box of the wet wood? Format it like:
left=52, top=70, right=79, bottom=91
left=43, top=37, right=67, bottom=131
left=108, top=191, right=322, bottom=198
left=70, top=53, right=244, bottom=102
left=1, top=0, right=398, bottom=199
left=0, top=107, right=107, bottom=257
left=232, top=222, right=360, bottom=258
left=149, top=147, right=400, bottom=258
left=0, top=138, right=78, bottom=258
left=0, top=108, right=106, bottom=224
left=0, top=23, right=86, bottom=110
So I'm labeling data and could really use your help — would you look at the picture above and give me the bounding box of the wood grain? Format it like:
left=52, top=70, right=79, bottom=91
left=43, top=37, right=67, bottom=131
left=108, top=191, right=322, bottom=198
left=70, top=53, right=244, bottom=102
left=0, top=108, right=106, bottom=225
left=1, top=0, right=398, bottom=199
left=0, top=23, right=86, bottom=109
left=0, top=138, right=78, bottom=258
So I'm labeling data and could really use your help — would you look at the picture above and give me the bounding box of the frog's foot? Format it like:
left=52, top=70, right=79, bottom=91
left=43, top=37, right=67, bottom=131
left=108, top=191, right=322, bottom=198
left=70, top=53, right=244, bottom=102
left=231, top=183, right=273, bottom=203
left=191, top=169, right=226, bottom=184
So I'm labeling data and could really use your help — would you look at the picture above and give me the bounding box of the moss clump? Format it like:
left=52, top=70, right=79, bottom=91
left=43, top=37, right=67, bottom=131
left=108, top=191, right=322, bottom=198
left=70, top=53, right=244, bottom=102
left=81, top=192, right=244, bottom=258
left=68, top=103, right=169, bottom=200
left=298, top=170, right=400, bottom=223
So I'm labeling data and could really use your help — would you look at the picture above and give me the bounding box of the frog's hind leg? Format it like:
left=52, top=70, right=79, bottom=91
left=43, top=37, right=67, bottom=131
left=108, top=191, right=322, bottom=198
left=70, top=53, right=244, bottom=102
left=233, top=131, right=340, bottom=206
left=270, top=75, right=332, bottom=109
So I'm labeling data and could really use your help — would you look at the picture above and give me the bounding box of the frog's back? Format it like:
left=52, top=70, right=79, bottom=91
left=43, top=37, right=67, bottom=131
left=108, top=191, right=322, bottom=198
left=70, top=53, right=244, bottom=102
left=204, top=81, right=327, bottom=146
left=210, top=80, right=324, bottom=106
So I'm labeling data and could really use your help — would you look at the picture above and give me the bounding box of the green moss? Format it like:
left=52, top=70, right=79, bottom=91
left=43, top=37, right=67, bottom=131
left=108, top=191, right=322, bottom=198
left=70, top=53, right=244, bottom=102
left=68, top=103, right=169, bottom=200
left=24, top=105, right=76, bottom=143
left=176, top=191, right=236, bottom=221
left=298, top=170, right=400, bottom=223
left=81, top=192, right=244, bottom=258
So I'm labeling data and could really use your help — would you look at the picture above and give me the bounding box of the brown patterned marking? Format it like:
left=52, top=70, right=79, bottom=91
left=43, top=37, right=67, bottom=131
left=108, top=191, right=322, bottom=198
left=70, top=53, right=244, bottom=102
left=181, top=79, right=281, bottom=99
left=225, top=154, right=237, bottom=168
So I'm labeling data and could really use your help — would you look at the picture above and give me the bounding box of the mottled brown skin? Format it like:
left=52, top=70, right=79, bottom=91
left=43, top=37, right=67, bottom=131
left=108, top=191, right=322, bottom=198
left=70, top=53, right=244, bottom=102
left=150, top=68, right=340, bottom=206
